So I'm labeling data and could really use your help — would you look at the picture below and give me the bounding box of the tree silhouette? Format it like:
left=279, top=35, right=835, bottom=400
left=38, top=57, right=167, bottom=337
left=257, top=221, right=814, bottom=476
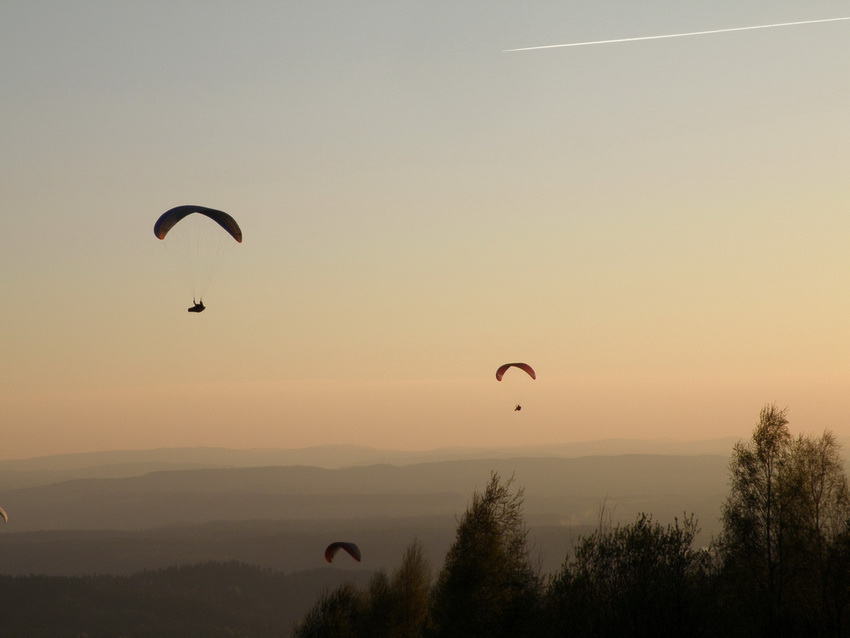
left=293, top=540, right=431, bottom=638
left=545, top=512, right=716, bottom=637
left=361, top=540, right=431, bottom=637
left=719, top=404, right=850, bottom=636
left=292, top=581, right=365, bottom=638
left=428, top=472, right=541, bottom=638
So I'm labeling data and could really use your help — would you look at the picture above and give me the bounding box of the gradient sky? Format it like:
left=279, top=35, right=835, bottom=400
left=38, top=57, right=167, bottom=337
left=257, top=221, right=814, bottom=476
left=3, top=1, right=850, bottom=459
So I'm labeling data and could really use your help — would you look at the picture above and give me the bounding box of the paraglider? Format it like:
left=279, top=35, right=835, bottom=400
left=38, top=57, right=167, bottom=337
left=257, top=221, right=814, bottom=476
left=154, top=205, right=242, bottom=311
left=0, top=507, right=7, bottom=524
left=496, top=363, right=536, bottom=411
left=325, top=542, right=361, bottom=563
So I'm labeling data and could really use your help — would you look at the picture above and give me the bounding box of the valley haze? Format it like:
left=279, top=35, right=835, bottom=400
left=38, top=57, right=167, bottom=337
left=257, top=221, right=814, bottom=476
left=0, top=439, right=746, bottom=578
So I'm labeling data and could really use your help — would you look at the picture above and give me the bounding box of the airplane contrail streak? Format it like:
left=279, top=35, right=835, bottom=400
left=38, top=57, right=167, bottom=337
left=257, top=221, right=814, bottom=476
left=503, top=16, right=850, bottom=52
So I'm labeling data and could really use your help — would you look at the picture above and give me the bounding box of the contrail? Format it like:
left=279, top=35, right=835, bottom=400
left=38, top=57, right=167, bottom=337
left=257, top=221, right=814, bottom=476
left=503, top=16, right=850, bottom=52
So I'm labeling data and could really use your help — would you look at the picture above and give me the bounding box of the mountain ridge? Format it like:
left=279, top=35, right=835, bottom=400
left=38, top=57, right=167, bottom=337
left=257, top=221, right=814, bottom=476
left=0, top=454, right=729, bottom=534
left=0, top=437, right=743, bottom=474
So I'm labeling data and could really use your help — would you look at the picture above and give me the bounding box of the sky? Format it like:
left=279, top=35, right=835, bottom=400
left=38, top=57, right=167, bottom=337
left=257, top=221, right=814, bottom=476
left=2, top=1, right=850, bottom=459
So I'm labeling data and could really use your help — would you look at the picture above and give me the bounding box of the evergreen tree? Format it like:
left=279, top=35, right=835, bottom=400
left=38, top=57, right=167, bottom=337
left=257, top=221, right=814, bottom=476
left=428, top=472, right=541, bottom=638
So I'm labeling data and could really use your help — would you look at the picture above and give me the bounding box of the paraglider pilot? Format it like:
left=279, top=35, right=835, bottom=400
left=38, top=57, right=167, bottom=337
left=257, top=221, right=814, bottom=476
left=514, top=404, right=522, bottom=412
left=188, top=299, right=205, bottom=313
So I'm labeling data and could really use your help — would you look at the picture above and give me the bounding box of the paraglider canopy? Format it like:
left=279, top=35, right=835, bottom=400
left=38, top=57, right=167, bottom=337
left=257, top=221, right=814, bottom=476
left=495, top=363, right=536, bottom=381
left=325, top=542, right=361, bottom=563
left=0, top=507, right=7, bottom=524
left=154, top=205, right=242, bottom=243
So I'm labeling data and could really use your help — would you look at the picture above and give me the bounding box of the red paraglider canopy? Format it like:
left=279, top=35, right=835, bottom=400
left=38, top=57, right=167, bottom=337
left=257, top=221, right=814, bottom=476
left=495, top=363, right=536, bottom=382
left=325, top=542, right=361, bottom=563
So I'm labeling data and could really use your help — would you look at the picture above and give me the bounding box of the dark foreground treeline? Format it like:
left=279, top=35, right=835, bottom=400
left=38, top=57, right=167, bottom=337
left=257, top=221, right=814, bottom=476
left=294, top=405, right=850, bottom=638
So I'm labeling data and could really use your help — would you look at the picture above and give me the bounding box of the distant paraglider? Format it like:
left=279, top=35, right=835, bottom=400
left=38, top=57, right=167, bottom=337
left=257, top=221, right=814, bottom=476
left=325, top=542, right=361, bottom=563
left=496, top=363, right=536, bottom=411
left=0, top=507, right=7, bottom=524
left=154, top=205, right=242, bottom=311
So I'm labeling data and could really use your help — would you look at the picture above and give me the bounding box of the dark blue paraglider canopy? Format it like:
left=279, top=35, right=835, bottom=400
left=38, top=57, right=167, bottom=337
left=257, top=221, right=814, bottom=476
left=154, top=205, right=242, bottom=243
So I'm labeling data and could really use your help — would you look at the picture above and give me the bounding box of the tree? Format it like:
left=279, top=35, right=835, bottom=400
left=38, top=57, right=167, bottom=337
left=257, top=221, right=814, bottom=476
left=787, top=431, right=850, bottom=636
left=720, top=404, right=795, bottom=635
left=820, top=520, right=850, bottom=638
left=544, top=512, right=716, bottom=637
left=291, top=581, right=365, bottom=638
left=719, top=404, right=850, bottom=637
left=292, top=539, right=431, bottom=638
left=362, top=540, right=431, bottom=638
left=387, top=540, right=431, bottom=636
left=791, top=431, right=849, bottom=545
left=428, top=472, right=541, bottom=638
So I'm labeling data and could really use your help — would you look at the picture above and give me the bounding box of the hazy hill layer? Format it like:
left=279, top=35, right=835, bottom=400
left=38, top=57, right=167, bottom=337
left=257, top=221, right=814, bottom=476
left=0, top=455, right=728, bottom=531
left=0, top=439, right=740, bottom=488
left=0, top=453, right=729, bottom=577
